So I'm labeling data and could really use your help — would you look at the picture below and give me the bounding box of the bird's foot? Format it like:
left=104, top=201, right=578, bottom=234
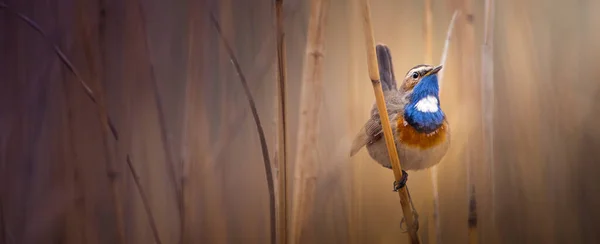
left=393, top=170, right=408, bottom=192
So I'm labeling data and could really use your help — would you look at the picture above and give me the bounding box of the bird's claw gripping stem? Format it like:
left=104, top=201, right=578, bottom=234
left=393, top=170, right=408, bottom=191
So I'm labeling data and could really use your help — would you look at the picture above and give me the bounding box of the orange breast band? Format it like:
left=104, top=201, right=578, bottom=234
left=396, top=116, right=448, bottom=150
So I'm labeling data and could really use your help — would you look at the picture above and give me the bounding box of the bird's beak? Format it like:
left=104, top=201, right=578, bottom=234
left=425, top=65, right=443, bottom=76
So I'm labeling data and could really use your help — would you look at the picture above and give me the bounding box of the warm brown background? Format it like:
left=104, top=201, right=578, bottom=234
left=2, top=0, right=600, bottom=243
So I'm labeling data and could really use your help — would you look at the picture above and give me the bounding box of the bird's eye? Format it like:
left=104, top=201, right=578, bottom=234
left=411, top=72, right=419, bottom=79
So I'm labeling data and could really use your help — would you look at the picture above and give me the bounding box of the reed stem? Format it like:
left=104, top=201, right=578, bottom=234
left=359, top=0, right=419, bottom=243
left=481, top=0, right=496, bottom=235
left=275, top=0, right=289, bottom=243
left=459, top=0, right=479, bottom=242
left=289, top=0, right=330, bottom=242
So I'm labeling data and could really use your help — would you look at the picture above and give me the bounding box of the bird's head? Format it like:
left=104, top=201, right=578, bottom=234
left=399, top=64, right=443, bottom=93
left=402, top=64, right=445, bottom=133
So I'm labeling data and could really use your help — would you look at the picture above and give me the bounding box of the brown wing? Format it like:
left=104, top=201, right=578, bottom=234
left=349, top=116, right=384, bottom=157
left=350, top=89, right=406, bottom=157
left=365, top=117, right=384, bottom=144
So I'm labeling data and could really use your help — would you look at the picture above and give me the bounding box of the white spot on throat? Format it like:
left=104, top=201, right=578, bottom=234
left=414, top=95, right=439, bottom=112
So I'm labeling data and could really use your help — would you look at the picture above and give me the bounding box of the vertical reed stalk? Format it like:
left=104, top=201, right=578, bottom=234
left=74, top=1, right=125, bottom=242
left=481, top=0, right=496, bottom=234
left=275, top=0, right=288, bottom=243
left=459, top=0, right=478, bottom=242
left=359, top=0, right=419, bottom=243
left=289, top=0, right=330, bottom=243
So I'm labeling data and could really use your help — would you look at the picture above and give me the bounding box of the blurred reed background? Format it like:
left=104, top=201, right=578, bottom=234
left=1, top=0, right=600, bottom=243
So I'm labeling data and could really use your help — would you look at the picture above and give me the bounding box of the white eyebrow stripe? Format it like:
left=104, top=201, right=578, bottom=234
left=404, top=66, right=432, bottom=79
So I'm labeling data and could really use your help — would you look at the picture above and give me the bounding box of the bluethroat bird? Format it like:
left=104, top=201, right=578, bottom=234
left=350, top=44, right=450, bottom=191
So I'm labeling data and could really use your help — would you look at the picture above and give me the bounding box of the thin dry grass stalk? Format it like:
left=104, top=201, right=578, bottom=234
left=217, top=0, right=233, bottom=145
left=430, top=10, right=459, bottom=244
left=458, top=0, right=479, bottom=242
left=359, top=0, right=419, bottom=243
left=438, top=10, right=460, bottom=92
left=0, top=3, right=92, bottom=99
left=0, top=2, right=119, bottom=140
left=207, top=29, right=278, bottom=163
left=207, top=4, right=236, bottom=241
left=74, top=4, right=126, bottom=244
left=424, top=0, right=433, bottom=65
left=274, top=0, right=289, bottom=243
left=209, top=13, right=277, bottom=244
left=289, top=0, right=330, bottom=243
left=481, top=0, right=496, bottom=231
left=0, top=4, right=125, bottom=242
left=134, top=1, right=183, bottom=233
left=249, top=3, right=302, bottom=89
left=126, top=155, right=163, bottom=244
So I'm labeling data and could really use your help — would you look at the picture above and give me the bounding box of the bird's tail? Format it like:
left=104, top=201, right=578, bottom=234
left=350, top=126, right=369, bottom=157
left=376, top=44, right=397, bottom=91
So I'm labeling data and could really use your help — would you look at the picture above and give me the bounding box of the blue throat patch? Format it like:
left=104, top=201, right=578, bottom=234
left=404, top=74, right=445, bottom=134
